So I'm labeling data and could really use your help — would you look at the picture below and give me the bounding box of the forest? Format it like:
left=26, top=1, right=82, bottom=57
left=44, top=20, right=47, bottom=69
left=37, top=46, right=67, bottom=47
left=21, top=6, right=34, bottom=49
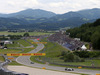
left=66, top=19, right=100, bottom=50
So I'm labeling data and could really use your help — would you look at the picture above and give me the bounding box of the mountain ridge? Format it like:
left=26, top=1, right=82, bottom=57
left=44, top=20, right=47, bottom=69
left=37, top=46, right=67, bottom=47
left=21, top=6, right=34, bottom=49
left=0, top=8, right=100, bottom=30
left=0, top=9, right=56, bottom=18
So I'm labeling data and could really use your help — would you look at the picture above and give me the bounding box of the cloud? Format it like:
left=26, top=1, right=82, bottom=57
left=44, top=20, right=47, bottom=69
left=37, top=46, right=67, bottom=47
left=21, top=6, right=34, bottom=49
left=0, top=0, right=100, bottom=14
left=0, top=0, right=41, bottom=13
left=47, top=0, right=100, bottom=13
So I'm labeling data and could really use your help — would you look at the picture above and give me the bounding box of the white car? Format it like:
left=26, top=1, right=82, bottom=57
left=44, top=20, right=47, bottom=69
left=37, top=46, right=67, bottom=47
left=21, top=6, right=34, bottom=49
left=65, top=68, right=74, bottom=71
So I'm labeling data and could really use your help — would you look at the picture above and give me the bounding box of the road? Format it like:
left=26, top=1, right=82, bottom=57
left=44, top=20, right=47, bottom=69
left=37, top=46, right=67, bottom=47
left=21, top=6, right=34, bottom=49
left=16, top=39, right=100, bottom=75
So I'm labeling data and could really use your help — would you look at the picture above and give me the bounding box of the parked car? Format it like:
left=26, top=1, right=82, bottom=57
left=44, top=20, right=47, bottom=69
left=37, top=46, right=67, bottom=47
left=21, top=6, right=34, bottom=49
left=65, top=68, right=74, bottom=71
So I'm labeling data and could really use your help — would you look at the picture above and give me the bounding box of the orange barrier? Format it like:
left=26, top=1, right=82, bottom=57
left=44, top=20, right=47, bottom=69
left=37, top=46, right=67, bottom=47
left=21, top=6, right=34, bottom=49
left=42, top=67, right=46, bottom=69
left=78, top=66, right=82, bottom=69
left=8, top=58, right=14, bottom=59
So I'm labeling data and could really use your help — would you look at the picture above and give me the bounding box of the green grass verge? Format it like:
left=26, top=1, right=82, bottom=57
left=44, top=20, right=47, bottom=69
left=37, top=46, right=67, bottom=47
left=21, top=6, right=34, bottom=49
left=49, top=64, right=100, bottom=70
left=0, top=56, right=5, bottom=62
left=0, top=49, right=21, bottom=54
left=17, top=39, right=31, bottom=47
left=40, top=38, right=68, bottom=58
left=6, top=41, right=20, bottom=48
left=26, top=39, right=37, bottom=47
left=8, top=61, right=22, bottom=65
left=49, top=58, right=100, bottom=67
left=20, top=48, right=34, bottom=53
left=30, top=38, right=68, bottom=64
left=30, top=56, right=45, bottom=64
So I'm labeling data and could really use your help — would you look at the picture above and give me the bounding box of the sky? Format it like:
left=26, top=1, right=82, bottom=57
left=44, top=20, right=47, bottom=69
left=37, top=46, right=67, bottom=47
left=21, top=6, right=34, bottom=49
left=0, top=0, right=100, bottom=14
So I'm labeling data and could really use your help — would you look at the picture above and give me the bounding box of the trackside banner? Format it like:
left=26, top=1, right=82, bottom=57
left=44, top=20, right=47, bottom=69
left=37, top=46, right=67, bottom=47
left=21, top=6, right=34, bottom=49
left=7, top=53, right=46, bottom=56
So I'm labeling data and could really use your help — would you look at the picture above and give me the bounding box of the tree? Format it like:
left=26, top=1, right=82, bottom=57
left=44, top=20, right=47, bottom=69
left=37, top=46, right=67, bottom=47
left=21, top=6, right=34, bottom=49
left=64, top=52, right=75, bottom=62
left=91, top=31, right=100, bottom=50
left=8, top=35, right=22, bottom=39
left=61, top=51, right=83, bottom=62
left=66, top=19, right=100, bottom=50
left=23, top=33, right=30, bottom=37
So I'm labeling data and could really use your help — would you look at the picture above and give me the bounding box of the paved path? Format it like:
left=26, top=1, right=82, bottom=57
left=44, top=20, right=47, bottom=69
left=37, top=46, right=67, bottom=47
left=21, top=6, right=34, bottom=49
left=16, top=39, right=100, bottom=75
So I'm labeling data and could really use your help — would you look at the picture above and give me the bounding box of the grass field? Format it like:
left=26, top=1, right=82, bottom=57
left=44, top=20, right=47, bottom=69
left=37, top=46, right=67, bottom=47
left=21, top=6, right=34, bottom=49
left=30, top=56, right=45, bottom=64
left=0, top=56, right=5, bottom=62
left=8, top=61, right=22, bottom=65
left=0, top=49, right=21, bottom=54
left=20, top=48, right=34, bottom=53
left=7, top=41, right=20, bottom=48
left=17, top=39, right=31, bottom=47
left=40, top=38, right=68, bottom=58
left=0, top=49, right=21, bottom=62
left=26, top=39, right=37, bottom=47
left=31, top=38, right=100, bottom=67
left=7, top=39, right=36, bottom=48
left=0, top=38, right=37, bottom=65
left=50, top=58, right=100, bottom=67
left=30, top=38, right=68, bottom=64
left=0, top=31, right=53, bottom=36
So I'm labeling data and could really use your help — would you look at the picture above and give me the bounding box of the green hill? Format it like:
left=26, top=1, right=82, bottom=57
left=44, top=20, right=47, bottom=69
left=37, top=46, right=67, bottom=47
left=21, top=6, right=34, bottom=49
left=66, top=19, right=100, bottom=50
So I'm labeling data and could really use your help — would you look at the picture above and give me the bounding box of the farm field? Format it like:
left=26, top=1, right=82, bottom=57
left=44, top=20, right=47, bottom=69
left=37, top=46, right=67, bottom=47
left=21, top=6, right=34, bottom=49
left=0, top=31, right=53, bottom=36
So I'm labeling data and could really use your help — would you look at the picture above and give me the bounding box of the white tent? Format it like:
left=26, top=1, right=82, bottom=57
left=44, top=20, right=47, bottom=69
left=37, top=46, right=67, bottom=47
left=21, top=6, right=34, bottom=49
left=81, top=45, right=87, bottom=50
left=4, top=40, right=12, bottom=44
